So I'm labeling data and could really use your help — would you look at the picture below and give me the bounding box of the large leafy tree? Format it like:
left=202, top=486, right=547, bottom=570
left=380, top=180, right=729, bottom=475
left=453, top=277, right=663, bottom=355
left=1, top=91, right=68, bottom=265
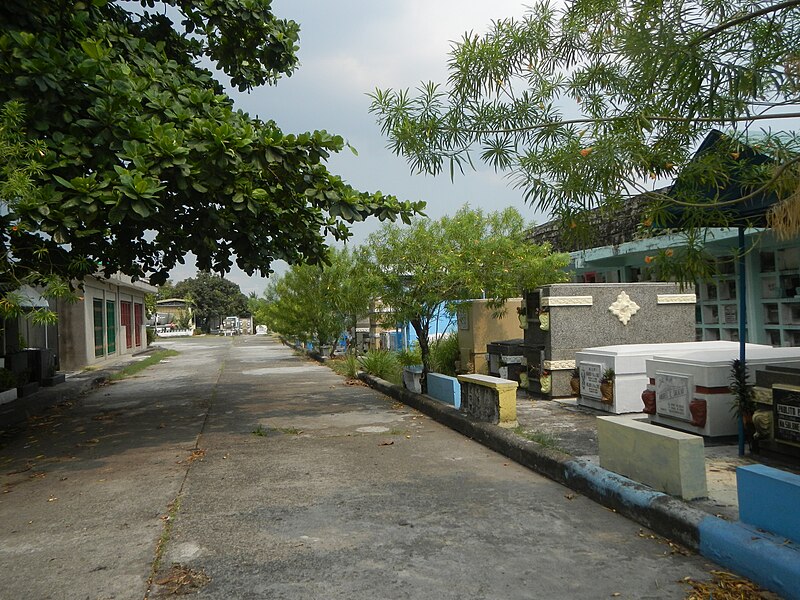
left=362, top=206, right=569, bottom=391
left=1, top=101, right=74, bottom=324
left=370, top=0, right=800, bottom=251
left=261, top=248, right=372, bottom=355
left=0, top=0, right=424, bottom=288
left=173, top=271, right=247, bottom=332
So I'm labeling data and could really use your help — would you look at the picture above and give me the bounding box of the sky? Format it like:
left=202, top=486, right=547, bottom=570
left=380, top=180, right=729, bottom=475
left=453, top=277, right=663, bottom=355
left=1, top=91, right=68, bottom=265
left=167, top=1, right=546, bottom=295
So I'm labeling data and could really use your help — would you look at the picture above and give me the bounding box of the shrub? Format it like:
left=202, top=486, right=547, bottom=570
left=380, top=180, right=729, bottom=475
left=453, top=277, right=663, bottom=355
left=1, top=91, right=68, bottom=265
left=359, top=349, right=400, bottom=383
left=146, top=327, right=156, bottom=346
left=429, top=333, right=460, bottom=376
left=330, top=353, right=360, bottom=379
left=396, top=344, right=422, bottom=367
left=342, top=353, right=360, bottom=379
left=0, top=368, right=16, bottom=391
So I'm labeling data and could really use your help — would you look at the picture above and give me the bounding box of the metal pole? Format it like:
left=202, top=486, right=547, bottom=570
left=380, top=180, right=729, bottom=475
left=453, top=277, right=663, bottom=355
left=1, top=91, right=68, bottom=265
left=738, top=227, right=747, bottom=456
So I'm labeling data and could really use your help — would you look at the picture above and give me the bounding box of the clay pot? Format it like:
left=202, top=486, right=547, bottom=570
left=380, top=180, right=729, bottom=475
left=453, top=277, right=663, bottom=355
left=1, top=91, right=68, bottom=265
left=600, top=381, right=614, bottom=405
left=570, top=377, right=580, bottom=395
left=689, top=399, right=707, bottom=427
left=538, top=312, right=550, bottom=331
left=540, top=374, right=552, bottom=394
left=641, top=389, right=656, bottom=414
left=752, top=410, right=772, bottom=440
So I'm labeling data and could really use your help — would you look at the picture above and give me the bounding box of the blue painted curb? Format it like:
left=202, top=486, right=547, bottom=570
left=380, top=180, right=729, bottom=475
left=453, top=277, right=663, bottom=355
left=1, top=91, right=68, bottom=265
left=358, top=372, right=800, bottom=599
left=699, top=517, right=800, bottom=600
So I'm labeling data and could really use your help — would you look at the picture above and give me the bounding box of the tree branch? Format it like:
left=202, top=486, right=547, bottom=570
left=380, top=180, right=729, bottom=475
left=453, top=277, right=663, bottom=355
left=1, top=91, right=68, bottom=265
left=459, top=110, right=800, bottom=136
left=690, top=0, right=800, bottom=46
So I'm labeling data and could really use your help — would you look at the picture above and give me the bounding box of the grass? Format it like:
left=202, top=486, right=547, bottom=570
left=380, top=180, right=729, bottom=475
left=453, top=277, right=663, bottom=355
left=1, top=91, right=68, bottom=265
left=513, top=426, right=564, bottom=451
left=109, top=349, right=179, bottom=381
left=145, top=496, right=182, bottom=598
left=252, top=425, right=302, bottom=436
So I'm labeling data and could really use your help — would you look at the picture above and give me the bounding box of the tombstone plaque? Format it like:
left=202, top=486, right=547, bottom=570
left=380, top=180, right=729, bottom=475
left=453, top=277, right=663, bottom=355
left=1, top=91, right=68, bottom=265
left=773, top=385, right=800, bottom=444
left=580, top=362, right=603, bottom=400
left=655, top=372, right=693, bottom=421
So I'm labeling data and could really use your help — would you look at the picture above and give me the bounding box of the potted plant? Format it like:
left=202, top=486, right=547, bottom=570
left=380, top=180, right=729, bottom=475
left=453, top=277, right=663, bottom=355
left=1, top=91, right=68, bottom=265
left=729, top=359, right=756, bottom=447
left=570, top=367, right=580, bottom=395
left=600, top=368, right=615, bottom=404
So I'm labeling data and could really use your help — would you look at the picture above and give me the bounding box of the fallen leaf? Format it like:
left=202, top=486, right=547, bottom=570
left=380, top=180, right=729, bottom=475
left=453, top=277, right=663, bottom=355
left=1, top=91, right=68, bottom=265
left=155, top=564, right=211, bottom=594
left=681, top=569, right=773, bottom=599
left=47, top=496, right=57, bottom=502
left=379, top=441, right=394, bottom=446
left=179, top=449, right=206, bottom=464
left=564, top=493, right=575, bottom=500
left=6, top=464, right=34, bottom=475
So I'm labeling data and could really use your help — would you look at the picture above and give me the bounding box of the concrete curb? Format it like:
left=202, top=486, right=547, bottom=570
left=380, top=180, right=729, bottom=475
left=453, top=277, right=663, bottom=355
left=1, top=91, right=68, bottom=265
left=359, top=372, right=800, bottom=600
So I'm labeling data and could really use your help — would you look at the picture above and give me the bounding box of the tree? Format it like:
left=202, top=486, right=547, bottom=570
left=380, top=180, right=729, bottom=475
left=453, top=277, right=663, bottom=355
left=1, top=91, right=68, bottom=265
left=362, top=206, right=569, bottom=391
left=370, top=0, right=800, bottom=256
left=155, top=280, right=176, bottom=301
left=261, top=248, right=371, bottom=355
left=173, top=272, right=247, bottom=332
left=0, top=0, right=424, bottom=287
left=1, top=101, right=75, bottom=325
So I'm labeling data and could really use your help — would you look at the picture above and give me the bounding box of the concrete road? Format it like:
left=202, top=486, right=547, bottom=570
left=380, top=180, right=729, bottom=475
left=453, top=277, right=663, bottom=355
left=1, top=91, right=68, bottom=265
left=0, top=336, right=722, bottom=599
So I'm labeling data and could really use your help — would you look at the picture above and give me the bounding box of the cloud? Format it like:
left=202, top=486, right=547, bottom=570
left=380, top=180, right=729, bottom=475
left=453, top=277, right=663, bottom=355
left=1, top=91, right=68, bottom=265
left=171, top=2, right=545, bottom=295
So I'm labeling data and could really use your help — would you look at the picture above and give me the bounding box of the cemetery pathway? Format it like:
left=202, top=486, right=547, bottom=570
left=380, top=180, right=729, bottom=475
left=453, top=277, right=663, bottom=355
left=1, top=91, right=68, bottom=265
left=0, top=336, right=726, bottom=599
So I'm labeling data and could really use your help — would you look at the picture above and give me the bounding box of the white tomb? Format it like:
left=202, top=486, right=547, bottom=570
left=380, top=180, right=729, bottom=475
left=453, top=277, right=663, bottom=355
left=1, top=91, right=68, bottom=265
left=645, top=346, right=800, bottom=437
left=576, top=341, right=756, bottom=414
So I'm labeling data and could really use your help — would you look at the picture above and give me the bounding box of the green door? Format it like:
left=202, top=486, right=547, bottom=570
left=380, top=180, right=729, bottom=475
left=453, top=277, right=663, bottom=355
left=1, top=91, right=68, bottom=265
left=106, top=300, right=116, bottom=354
left=93, top=299, right=104, bottom=357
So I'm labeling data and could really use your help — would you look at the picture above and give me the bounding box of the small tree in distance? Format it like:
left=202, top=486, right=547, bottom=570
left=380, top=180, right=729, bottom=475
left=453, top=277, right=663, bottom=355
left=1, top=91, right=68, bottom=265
left=362, top=206, right=570, bottom=392
left=173, top=272, right=247, bottom=333
left=260, top=248, right=371, bottom=355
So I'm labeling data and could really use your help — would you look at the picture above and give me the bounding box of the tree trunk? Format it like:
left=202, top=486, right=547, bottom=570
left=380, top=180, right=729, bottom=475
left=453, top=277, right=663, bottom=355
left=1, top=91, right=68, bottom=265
left=411, top=318, right=430, bottom=394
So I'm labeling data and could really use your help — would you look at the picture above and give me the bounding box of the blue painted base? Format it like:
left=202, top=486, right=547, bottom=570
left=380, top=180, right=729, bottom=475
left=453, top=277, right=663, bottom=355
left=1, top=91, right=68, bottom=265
left=427, top=373, right=461, bottom=408
left=738, top=464, right=800, bottom=544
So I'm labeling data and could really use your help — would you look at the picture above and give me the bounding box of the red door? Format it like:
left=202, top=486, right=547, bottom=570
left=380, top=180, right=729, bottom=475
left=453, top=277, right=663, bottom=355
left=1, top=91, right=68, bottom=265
left=121, top=301, right=133, bottom=349
left=134, top=303, right=143, bottom=347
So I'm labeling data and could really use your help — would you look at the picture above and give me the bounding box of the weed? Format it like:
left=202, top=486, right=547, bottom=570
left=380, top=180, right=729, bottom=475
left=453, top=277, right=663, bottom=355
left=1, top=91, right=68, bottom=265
left=277, top=427, right=302, bottom=435
left=147, top=496, right=182, bottom=595
left=388, top=427, right=407, bottom=435
left=109, top=349, right=179, bottom=381
left=252, top=424, right=268, bottom=437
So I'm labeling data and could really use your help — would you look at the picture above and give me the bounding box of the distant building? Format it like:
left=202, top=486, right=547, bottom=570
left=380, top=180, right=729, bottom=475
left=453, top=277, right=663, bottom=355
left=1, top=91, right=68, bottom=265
left=153, top=298, right=195, bottom=332
left=57, top=273, right=156, bottom=371
left=529, top=209, right=800, bottom=347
